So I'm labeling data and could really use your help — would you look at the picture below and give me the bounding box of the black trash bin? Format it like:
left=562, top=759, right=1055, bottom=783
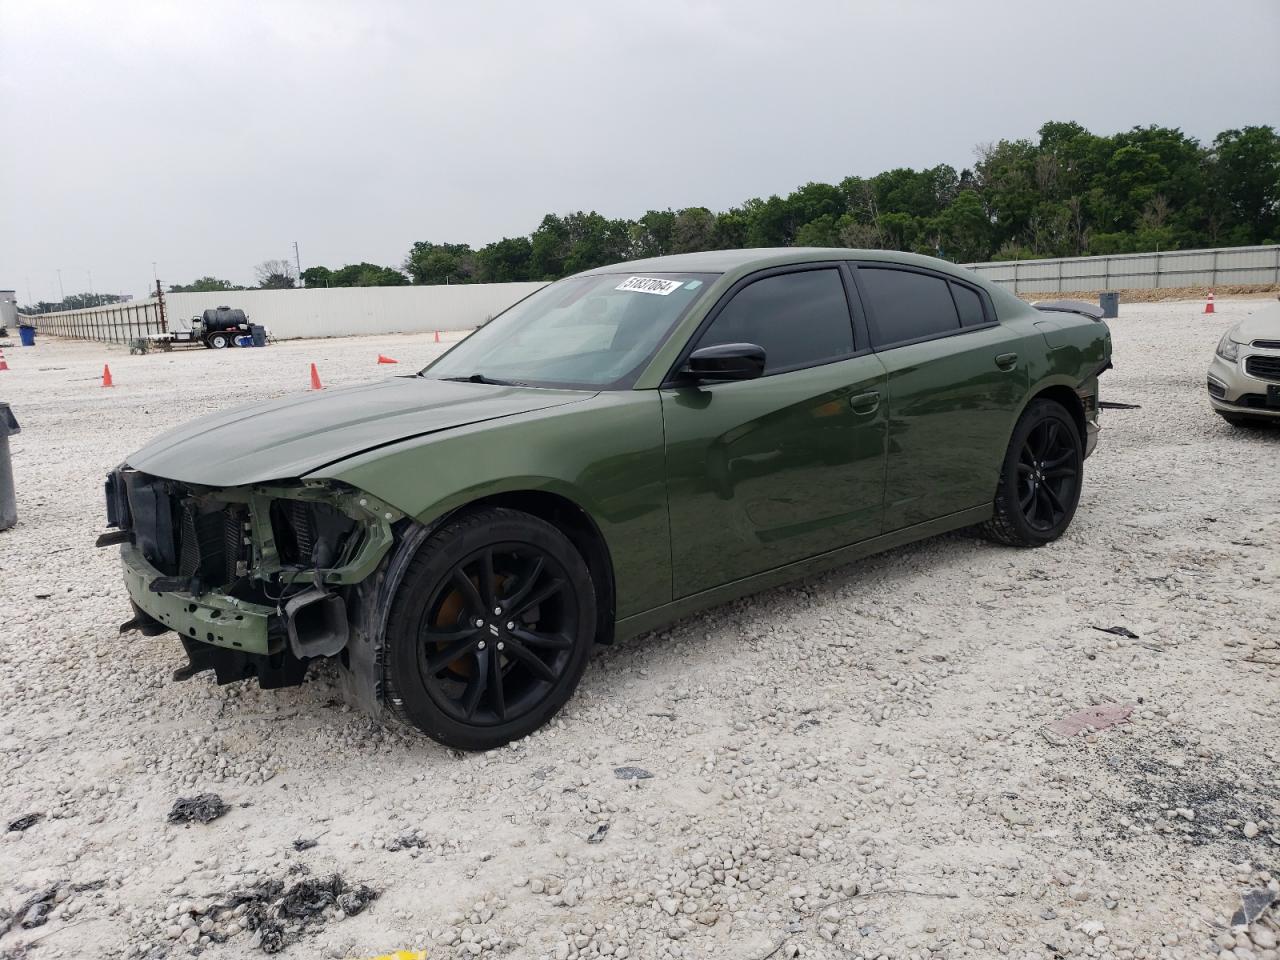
left=250, top=324, right=266, bottom=347
left=1099, top=291, right=1120, bottom=319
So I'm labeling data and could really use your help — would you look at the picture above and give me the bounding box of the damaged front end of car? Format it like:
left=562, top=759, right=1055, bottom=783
left=99, top=467, right=404, bottom=703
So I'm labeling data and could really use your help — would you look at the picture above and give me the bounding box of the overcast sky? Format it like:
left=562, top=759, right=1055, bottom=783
left=2, top=0, right=1278, bottom=300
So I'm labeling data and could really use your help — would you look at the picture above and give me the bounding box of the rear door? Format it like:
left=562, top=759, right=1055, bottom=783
left=661, top=264, right=889, bottom=598
left=852, top=264, right=1028, bottom=531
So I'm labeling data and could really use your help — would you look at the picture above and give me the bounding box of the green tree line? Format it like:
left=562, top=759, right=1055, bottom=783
left=402, top=121, right=1278, bottom=284
left=19, top=292, right=125, bottom=315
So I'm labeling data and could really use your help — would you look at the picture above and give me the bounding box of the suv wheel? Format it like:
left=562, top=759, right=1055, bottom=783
left=383, top=507, right=597, bottom=750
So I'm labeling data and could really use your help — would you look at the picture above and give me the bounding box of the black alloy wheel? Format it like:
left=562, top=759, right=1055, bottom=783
left=384, top=507, right=596, bottom=750
left=980, top=399, right=1084, bottom=547
left=1016, top=417, right=1079, bottom=532
left=418, top=543, right=576, bottom=726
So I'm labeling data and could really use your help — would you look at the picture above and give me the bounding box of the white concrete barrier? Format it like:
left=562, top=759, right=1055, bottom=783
left=164, top=282, right=548, bottom=339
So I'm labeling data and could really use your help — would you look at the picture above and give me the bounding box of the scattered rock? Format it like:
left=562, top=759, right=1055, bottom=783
left=613, top=766, right=654, bottom=780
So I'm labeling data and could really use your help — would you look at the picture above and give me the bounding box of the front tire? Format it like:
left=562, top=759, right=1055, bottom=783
left=980, top=399, right=1083, bottom=547
left=208, top=333, right=230, bottom=349
left=383, top=508, right=597, bottom=750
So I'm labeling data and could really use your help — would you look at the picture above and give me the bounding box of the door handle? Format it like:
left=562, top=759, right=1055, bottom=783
left=995, top=352, right=1018, bottom=371
left=848, top=391, right=880, bottom=415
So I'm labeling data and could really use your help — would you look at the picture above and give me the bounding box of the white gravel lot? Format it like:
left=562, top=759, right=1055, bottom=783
left=1, top=301, right=1278, bottom=960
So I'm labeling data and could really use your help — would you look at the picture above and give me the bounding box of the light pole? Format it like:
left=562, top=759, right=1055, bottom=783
left=293, top=241, right=302, bottom=286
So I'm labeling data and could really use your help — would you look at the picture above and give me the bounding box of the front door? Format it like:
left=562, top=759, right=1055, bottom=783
left=661, top=266, right=889, bottom=599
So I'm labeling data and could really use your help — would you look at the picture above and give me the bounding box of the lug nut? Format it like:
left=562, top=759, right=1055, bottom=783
left=493, top=606, right=502, bottom=615
left=496, top=641, right=505, bottom=651
left=474, top=618, right=484, bottom=627
left=477, top=640, right=486, bottom=650
left=506, top=621, right=515, bottom=630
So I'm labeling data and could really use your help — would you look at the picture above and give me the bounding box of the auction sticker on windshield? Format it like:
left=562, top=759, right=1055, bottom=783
left=616, top=276, right=683, bottom=295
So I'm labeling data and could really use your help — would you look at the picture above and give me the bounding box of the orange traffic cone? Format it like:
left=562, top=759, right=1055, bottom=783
left=433, top=330, right=440, bottom=343
left=102, top=364, right=114, bottom=387
left=1204, top=291, right=1215, bottom=314
left=377, top=354, right=398, bottom=364
left=0, top=349, right=8, bottom=372
left=309, top=363, right=323, bottom=390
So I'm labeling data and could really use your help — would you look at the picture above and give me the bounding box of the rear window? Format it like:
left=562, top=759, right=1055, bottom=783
left=950, top=282, right=988, bottom=327
left=858, top=268, right=961, bottom=346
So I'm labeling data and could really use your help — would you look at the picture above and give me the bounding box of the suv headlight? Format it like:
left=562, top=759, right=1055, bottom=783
left=1215, top=331, right=1241, bottom=362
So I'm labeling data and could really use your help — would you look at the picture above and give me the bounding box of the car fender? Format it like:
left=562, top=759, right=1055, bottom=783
left=307, top=390, right=673, bottom=620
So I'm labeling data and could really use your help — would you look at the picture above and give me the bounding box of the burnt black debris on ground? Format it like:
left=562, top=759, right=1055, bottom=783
left=189, top=871, right=378, bottom=954
left=384, top=830, right=427, bottom=852
left=167, top=793, right=228, bottom=825
left=6, top=813, right=42, bottom=833
left=0, top=884, right=59, bottom=936
left=1231, top=887, right=1279, bottom=927
left=1078, top=732, right=1275, bottom=852
left=1090, top=625, right=1140, bottom=639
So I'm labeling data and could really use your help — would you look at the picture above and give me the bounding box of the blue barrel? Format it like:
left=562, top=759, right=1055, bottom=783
left=18, top=325, right=36, bottom=347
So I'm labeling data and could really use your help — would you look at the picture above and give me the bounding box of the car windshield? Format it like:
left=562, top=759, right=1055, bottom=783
left=421, top=272, right=718, bottom=389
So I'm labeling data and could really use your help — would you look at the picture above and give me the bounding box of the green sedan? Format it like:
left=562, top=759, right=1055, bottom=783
left=102, top=249, right=1111, bottom=750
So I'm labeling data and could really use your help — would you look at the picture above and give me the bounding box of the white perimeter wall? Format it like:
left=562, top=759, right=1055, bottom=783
left=164, top=282, right=548, bottom=340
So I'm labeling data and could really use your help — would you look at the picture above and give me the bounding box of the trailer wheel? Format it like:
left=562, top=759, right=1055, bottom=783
left=208, top=333, right=231, bottom=349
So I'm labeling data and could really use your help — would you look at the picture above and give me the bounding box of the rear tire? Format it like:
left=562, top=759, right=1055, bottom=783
left=979, top=399, right=1083, bottom=547
left=383, top=508, right=597, bottom=750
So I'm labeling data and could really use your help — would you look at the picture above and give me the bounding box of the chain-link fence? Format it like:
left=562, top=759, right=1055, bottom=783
left=28, top=296, right=168, bottom=343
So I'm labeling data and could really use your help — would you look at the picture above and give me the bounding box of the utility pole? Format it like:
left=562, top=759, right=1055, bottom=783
left=56, top=269, right=65, bottom=304
left=293, top=241, right=302, bottom=286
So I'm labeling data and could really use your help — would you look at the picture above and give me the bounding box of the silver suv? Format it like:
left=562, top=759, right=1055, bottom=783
left=1208, top=301, right=1280, bottom=427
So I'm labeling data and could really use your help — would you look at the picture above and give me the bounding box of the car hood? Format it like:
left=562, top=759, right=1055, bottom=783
left=126, top=376, right=594, bottom=487
left=1234, top=302, right=1280, bottom=344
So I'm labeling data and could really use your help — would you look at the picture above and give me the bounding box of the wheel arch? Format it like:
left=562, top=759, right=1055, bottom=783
left=1015, top=378, right=1087, bottom=448
left=432, top=488, right=617, bottom=646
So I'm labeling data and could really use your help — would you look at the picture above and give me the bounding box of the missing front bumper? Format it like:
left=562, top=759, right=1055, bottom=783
left=121, top=543, right=278, bottom=656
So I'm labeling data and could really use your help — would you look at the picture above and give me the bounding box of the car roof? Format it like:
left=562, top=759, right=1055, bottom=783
left=572, top=247, right=985, bottom=281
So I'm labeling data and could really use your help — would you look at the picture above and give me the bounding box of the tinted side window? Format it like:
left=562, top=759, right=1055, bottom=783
left=859, top=268, right=961, bottom=345
left=950, top=282, right=988, bottom=327
left=698, top=269, right=854, bottom=374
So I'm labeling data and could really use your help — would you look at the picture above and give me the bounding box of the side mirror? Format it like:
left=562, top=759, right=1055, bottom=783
left=683, top=343, right=766, bottom=382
